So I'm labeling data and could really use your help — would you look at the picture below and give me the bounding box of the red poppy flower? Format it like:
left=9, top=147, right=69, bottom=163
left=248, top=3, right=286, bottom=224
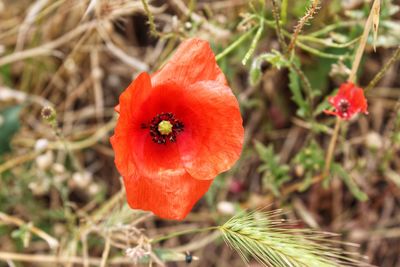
left=324, top=82, right=368, bottom=120
left=110, top=38, right=244, bottom=220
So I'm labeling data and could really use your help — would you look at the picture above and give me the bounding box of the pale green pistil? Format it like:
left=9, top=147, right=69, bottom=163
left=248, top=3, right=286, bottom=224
left=158, top=120, right=173, bottom=135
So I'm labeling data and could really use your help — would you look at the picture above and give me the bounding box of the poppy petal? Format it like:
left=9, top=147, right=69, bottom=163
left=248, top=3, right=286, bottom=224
left=123, top=172, right=213, bottom=220
left=110, top=72, right=152, bottom=177
left=130, top=130, right=185, bottom=179
left=177, top=80, right=244, bottom=180
left=151, top=38, right=226, bottom=87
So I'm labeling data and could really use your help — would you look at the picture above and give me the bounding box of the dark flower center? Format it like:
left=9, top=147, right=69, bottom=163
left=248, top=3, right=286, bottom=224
left=338, top=99, right=350, bottom=114
left=142, top=112, right=184, bottom=144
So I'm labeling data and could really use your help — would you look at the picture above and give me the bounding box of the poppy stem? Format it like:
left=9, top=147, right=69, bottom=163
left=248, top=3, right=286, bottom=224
left=322, top=118, right=341, bottom=178
left=348, top=0, right=380, bottom=83
left=151, top=226, right=219, bottom=244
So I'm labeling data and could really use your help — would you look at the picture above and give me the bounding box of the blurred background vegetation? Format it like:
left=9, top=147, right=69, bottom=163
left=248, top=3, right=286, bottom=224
left=0, top=0, right=399, bottom=266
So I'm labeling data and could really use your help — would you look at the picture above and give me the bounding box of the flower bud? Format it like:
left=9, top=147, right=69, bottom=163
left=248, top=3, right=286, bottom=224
left=41, top=106, right=56, bottom=123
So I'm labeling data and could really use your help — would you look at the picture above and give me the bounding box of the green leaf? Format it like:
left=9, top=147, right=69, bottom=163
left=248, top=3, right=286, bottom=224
left=332, top=164, right=368, bottom=201
left=292, top=141, right=325, bottom=191
left=288, top=59, right=309, bottom=118
left=250, top=50, right=290, bottom=86
left=0, top=105, right=23, bottom=155
left=255, top=141, right=291, bottom=196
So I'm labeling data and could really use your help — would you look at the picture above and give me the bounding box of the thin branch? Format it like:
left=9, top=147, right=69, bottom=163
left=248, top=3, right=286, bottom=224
left=287, top=0, right=320, bottom=55
left=348, top=0, right=380, bottom=83
left=365, top=46, right=400, bottom=93
left=270, top=0, right=287, bottom=52
left=323, top=118, right=341, bottom=178
left=0, top=212, right=59, bottom=249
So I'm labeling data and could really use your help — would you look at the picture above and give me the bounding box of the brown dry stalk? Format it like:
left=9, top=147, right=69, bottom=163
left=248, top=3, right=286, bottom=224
left=0, top=21, right=97, bottom=66
left=270, top=0, right=287, bottom=52
left=0, top=212, right=59, bottom=249
left=0, top=252, right=135, bottom=266
left=349, top=0, right=380, bottom=83
left=287, top=0, right=320, bottom=55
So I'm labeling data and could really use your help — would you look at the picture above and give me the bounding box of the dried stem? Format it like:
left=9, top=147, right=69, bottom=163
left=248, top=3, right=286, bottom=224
left=100, top=237, right=111, bottom=267
left=270, top=0, right=287, bottom=52
left=323, top=118, right=341, bottom=178
left=365, top=46, right=400, bottom=93
left=348, top=0, right=380, bottom=83
left=286, top=0, right=320, bottom=56
left=0, top=212, right=59, bottom=249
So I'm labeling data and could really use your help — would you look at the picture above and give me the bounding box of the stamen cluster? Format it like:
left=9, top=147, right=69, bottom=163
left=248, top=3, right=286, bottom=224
left=144, top=112, right=184, bottom=144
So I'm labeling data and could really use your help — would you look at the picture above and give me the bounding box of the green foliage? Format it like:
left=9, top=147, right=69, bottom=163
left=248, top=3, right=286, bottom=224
left=11, top=222, right=32, bottom=248
left=255, top=141, right=290, bottom=196
left=219, top=209, right=367, bottom=267
left=331, top=164, right=368, bottom=201
left=250, top=50, right=290, bottom=86
left=0, top=65, right=12, bottom=86
left=0, top=105, right=22, bottom=155
left=289, top=57, right=310, bottom=118
left=293, top=141, right=325, bottom=191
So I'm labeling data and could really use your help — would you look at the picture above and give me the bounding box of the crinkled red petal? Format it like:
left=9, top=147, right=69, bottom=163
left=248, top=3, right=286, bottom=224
left=123, top=173, right=213, bottom=220
left=151, top=38, right=226, bottom=88
left=110, top=72, right=153, bottom=177
left=176, top=81, right=244, bottom=180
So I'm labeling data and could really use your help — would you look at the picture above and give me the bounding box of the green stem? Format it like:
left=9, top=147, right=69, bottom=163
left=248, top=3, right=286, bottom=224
left=270, top=0, right=288, bottom=52
left=242, top=17, right=264, bottom=65
left=215, top=27, right=257, bottom=61
left=151, top=226, right=219, bottom=244
left=365, top=46, right=400, bottom=93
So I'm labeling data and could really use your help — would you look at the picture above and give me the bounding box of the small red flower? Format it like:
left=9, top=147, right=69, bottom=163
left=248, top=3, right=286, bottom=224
left=324, top=82, right=368, bottom=120
left=110, top=38, right=244, bottom=220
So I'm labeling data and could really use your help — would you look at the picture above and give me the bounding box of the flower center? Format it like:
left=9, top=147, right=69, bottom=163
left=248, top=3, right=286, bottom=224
left=338, top=99, right=350, bottom=114
left=158, top=120, right=173, bottom=135
left=143, top=112, right=184, bottom=144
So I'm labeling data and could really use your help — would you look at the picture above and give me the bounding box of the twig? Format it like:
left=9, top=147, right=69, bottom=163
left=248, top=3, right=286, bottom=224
left=141, top=0, right=160, bottom=37
left=0, top=21, right=97, bottom=66
left=0, top=252, right=143, bottom=265
left=286, top=0, right=320, bottom=56
left=0, top=212, right=59, bottom=249
left=0, top=151, right=40, bottom=176
left=169, top=0, right=230, bottom=39
left=348, top=0, right=380, bottom=83
left=322, top=118, right=341, bottom=178
left=270, top=0, right=287, bottom=52
left=365, top=46, right=400, bottom=93
left=100, top=237, right=111, bottom=267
